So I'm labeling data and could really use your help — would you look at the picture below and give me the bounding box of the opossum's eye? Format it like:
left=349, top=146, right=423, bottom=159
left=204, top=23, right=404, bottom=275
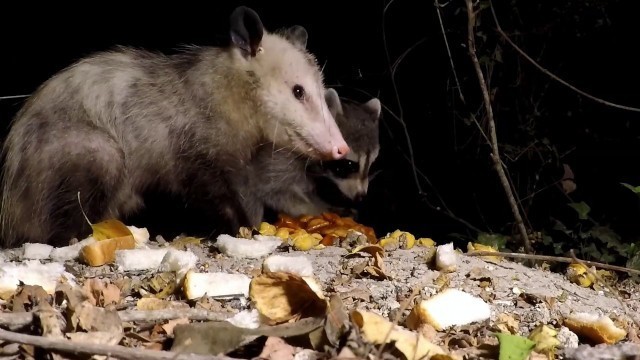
left=292, top=84, right=306, bottom=101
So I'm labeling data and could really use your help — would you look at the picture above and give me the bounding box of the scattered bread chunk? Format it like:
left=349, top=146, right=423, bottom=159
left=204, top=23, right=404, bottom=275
left=564, top=312, right=627, bottom=345
left=406, top=288, right=491, bottom=331
left=81, top=235, right=136, bottom=267
left=183, top=270, right=251, bottom=300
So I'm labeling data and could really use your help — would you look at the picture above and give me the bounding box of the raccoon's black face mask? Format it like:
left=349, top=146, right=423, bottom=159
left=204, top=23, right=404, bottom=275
left=322, top=159, right=359, bottom=179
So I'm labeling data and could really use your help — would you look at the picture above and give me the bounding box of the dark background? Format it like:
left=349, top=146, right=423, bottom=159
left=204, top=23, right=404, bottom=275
left=2, top=1, right=640, bottom=260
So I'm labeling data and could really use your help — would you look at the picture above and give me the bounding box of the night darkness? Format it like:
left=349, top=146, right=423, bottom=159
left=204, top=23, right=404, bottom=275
left=1, top=1, right=640, bottom=262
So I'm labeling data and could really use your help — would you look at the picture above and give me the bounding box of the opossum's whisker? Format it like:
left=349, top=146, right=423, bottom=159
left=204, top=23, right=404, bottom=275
left=271, top=119, right=280, bottom=159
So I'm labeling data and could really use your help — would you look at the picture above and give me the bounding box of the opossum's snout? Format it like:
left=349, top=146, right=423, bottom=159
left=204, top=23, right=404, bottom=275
left=331, top=136, right=351, bottom=160
left=302, top=114, right=350, bottom=161
left=332, top=143, right=350, bottom=160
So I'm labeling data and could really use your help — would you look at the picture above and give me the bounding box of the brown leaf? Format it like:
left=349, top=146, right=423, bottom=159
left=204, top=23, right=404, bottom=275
left=324, top=295, right=350, bottom=347
left=347, top=244, right=385, bottom=259
left=136, top=297, right=189, bottom=311
left=351, top=309, right=446, bottom=360
left=35, top=302, right=64, bottom=339
left=249, top=272, right=327, bottom=325
left=143, top=272, right=178, bottom=299
left=561, top=163, right=577, bottom=194
left=69, top=301, right=123, bottom=334
left=91, top=219, right=133, bottom=241
left=11, top=284, right=51, bottom=312
left=82, top=278, right=121, bottom=307
left=494, top=313, right=520, bottom=334
left=170, top=236, right=203, bottom=250
left=66, top=331, right=123, bottom=346
left=162, top=318, right=190, bottom=337
left=171, top=317, right=324, bottom=356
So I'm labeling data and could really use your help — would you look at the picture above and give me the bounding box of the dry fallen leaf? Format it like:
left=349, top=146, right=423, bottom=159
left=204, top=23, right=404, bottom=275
left=35, top=302, right=64, bottom=339
left=136, top=297, right=189, bottom=311
left=466, top=242, right=502, bottom=263
left=171, top=317, right=324, bottom=355
left=494, top=313, right=520, bottom=334
left=91, top=219, right=134, bottom=241
left=249, top=272, right=327, bottom=325
left=162, top=318, right=190, bottom=337
left=82, top=278, right=121, bottom=307
left=170, top=236, right=203, bottom=250
left=11, top=284, right=51, bottom=312
left=566, top=263, right=596, bottom=288
left=528, top=324, right=560, bottom=356
left=561, top=163, right=577, bottom=194
left=69, top=301, right=123, bottom=334
left=144, top=272, right=178, bottom=299
left=66, top=331, right=123, bottom=347
left=351, top=309, right=446, bottom=360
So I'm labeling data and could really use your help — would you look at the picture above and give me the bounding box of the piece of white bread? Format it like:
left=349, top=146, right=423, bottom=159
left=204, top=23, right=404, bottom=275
left=0, top=260, right=75, bottom=300
left=406, top=288, right=491, bottom=331
left=183, top=270, right=251, bottom=300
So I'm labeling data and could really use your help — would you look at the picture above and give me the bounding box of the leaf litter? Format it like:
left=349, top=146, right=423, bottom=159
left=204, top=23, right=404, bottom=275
left=0, top=213, right=639, bottom=360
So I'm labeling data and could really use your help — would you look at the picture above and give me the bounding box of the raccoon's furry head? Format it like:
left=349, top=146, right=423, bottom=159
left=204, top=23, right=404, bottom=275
left=318, top=88, right=381, bottom=202
left=227, top=6, right=349, bottom=161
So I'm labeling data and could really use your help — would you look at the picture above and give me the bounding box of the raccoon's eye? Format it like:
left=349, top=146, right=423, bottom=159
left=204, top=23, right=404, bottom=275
left=292, top=84, right=306, bottom=101
left=325, top=159, right=359, bottom=178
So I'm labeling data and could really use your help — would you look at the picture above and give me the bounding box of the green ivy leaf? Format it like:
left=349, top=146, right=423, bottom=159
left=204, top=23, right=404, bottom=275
left=626, top=251, right=640, bottom=271
left=568, top=202, right=591, bottom=220
left=591, top=226, right=627, bottom=254
left=583, top=242, right=602, bottom=258
left=621, top=182, right=640, bottom=194
left=477, top=232, right=509, bottom=249
left=495, top=332, right=536, bottom=360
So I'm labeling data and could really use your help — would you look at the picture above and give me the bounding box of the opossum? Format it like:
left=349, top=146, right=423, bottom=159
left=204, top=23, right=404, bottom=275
left=0, top=6, right=349, bottom=248
left=235, top=87, right=381, bottom=227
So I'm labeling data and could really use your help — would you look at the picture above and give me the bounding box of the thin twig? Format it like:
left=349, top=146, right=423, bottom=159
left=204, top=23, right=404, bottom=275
left=1, top=308, right=230, bottom=332
left=434, top=0, right=465, bottom=104
left=466, top=250, right=640, bottom=276
left=465, top=0, right=533, bottom=254
left=382, top=0, right=423, bottom=195
left=489, top=1, right=640, bottom=113
left=0, top=327, right=232, bottom=360
left=119, top=308, right=230, bottom=323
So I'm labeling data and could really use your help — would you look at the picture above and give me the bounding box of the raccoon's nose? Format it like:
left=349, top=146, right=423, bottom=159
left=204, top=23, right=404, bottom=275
left=353, top=192, right=366, bottom=203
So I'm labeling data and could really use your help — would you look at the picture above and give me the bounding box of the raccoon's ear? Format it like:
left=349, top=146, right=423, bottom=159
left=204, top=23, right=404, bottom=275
left=229, top=6, right=264, bottom=58
left=325, top=88, right=343, bottom=118
left=283, top=25, right=308, bottom=49
left=363, top=98, right=382, bottom=120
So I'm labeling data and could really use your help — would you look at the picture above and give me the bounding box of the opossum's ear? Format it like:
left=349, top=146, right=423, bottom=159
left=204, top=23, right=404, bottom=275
left=283, top=25, right=308, bottom=49
left=325, top=88, right=343, bottom=118
left=363, top=98, right=382, bottom=120
left=229, top=6, right=264, bottom=58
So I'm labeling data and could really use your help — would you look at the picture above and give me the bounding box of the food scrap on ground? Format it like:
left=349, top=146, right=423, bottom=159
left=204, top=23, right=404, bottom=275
left=0, top=212, right=638, bottom=360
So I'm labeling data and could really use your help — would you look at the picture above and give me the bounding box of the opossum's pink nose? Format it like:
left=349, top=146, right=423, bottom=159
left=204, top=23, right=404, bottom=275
left=332, top=143, right=350, bottom=160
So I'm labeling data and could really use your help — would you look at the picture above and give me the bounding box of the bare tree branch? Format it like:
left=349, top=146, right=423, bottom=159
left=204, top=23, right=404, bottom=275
left=465, top=0, right=533, bottom=254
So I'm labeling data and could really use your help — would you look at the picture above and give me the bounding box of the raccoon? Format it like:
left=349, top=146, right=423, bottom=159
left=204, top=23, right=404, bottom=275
left=235, top=87, right=381, bottom=227
left=0, top=6, right=350, bottom=248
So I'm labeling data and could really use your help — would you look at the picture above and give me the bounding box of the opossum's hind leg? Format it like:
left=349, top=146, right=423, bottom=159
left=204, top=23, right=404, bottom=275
left=38, top=127, right=126, bottom=246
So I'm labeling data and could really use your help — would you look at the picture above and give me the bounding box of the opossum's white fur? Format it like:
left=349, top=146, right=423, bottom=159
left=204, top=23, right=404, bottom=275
left=0, top=7, right=349, bottom=248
